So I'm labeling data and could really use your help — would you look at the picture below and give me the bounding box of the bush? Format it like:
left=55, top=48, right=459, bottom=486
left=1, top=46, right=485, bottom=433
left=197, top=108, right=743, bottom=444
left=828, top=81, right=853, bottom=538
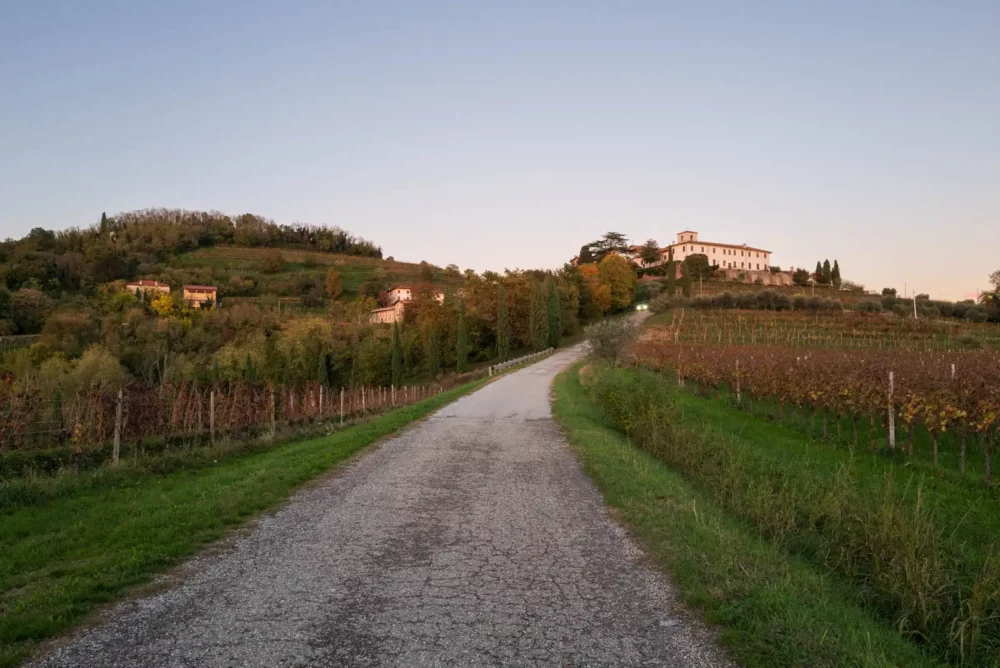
left=585, top=318, right=639, bottom=368
left=591, top=365, right=678, bottom=437
left=792, top=295, right=807, bottom=311
left=650, top=293, right=684, bottom=313
left=955, top=334, right=984, bottom=350
left=857, top=300, right=883, bottom=313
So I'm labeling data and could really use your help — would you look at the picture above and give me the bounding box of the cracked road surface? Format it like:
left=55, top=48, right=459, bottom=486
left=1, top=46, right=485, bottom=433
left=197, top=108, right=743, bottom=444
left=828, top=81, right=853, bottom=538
left=31, top=346, right=731, bottom=668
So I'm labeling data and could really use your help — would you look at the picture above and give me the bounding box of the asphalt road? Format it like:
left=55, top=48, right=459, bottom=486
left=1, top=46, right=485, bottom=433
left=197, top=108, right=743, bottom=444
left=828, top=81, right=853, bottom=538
left=31, top=345, right=730, bottom=668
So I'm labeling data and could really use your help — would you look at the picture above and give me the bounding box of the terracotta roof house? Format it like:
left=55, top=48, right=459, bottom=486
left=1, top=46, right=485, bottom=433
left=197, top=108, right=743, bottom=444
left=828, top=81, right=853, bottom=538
left=633, top=230, right=774, bottom=273
left=182, top=285, right=218, bottom=309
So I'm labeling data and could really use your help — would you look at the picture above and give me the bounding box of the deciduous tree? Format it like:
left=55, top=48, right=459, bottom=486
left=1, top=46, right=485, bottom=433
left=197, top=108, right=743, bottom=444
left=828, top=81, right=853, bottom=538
left=597, top=254, right=637, bottom=311
left=546, top=276, right=562, bottom=348
left=640, top=239, right=661, bottom=265
left=496, top=285, right=511, bottom=361
left=530, top=281, right=548, bottom=351
left=325, top=268, right=344, bottom=298
left=456, top=301, right=469, bottom=372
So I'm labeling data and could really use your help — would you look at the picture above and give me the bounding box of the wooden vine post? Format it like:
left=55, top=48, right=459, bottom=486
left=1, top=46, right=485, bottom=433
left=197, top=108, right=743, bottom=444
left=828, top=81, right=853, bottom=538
left=887, top=371, right=896, bottom=450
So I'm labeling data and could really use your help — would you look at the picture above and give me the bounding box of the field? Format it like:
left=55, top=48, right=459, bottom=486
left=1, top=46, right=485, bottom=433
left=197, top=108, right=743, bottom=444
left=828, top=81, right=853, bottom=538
left=169, top=246, right=465, bottom=303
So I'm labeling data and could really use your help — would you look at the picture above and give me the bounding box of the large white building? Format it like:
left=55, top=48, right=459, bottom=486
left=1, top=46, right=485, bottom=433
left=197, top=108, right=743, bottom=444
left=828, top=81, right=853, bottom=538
left=633, top=231, right=773, bottom=272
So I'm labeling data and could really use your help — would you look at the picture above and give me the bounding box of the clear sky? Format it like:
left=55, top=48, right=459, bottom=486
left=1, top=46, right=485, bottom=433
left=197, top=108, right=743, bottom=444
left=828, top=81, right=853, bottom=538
left=1, top=1, right=997, bottom=300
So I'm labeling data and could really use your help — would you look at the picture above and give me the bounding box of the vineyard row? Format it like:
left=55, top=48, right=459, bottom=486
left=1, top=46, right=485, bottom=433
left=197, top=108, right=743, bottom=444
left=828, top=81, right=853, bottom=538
left=633, top=342, right=1000, bottom=482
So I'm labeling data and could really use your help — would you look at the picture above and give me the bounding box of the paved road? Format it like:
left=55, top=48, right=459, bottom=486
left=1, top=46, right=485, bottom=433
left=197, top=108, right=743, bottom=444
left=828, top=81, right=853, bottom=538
left=31, top=346, right=730, bottom=668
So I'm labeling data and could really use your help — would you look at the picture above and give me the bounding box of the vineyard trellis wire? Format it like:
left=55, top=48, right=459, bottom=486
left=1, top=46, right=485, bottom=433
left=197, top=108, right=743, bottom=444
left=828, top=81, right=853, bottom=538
left=633, top=341, right=1000, bottom=482
left=0, top=347, right=558, bottom=464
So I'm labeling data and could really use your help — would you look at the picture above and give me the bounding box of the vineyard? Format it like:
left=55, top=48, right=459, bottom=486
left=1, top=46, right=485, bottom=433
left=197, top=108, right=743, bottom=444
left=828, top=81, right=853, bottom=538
left=645, top=307, right=1000, bottom=350
left=0, top=376, right=460, bottom=470
left=633, top=340, right=1000, bottom=482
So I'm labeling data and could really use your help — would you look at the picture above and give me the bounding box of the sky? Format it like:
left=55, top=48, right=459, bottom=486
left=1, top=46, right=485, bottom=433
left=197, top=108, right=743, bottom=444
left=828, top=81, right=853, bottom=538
left=1, top=1, right=997, bottom=300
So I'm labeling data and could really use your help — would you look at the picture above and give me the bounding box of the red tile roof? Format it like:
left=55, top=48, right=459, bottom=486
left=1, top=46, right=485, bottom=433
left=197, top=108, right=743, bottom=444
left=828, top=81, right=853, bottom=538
left=183, top=285, right=217, bottom=293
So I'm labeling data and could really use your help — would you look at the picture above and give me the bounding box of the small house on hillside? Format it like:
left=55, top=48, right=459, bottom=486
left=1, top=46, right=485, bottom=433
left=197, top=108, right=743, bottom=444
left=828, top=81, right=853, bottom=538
left=370, top=285, right=445, bottom=324
left=370, top=301, right=406, bottom=324
left=126, top=280, right=170, bottom=298
left=386, top=285, right=445, bottom=305
left=182, top=285, right=218, bottom=309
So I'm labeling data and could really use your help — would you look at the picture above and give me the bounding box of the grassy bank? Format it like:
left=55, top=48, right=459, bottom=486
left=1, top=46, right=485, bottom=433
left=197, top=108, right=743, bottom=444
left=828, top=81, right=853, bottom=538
left=553, top=362, right=944, bottom=667
left=0, top=377, right=486, bottom=668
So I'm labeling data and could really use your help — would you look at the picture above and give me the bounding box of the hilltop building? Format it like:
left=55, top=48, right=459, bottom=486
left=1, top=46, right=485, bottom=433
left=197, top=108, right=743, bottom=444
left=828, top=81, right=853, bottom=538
left=631, top=231, right=773, bottom=272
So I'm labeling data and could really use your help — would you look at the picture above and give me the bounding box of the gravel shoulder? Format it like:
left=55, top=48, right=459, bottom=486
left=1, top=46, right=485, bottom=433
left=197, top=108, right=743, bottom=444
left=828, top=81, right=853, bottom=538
left=29, top=346, right=731, bottom=668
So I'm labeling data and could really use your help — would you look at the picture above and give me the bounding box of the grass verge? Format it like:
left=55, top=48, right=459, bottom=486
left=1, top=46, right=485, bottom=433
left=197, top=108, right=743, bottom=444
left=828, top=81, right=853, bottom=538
left=0, top=376, right=487, bottom=668
left=553, top=361, right=942, bottom=667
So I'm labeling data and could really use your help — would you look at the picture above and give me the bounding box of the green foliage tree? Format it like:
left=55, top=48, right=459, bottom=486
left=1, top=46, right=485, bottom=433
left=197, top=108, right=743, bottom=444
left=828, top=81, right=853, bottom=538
left=11, top=288, right=53, bottom=334
left=496, top=285, right=512, bottom=361
left=832, top=260, right=842, bottom=288
left=423, top=319, right=441, bottom=376
left=793, top=269, right=811, bottom=286
left=456, top=302, right=469, bottom=372
left=682, top=253, right=714, bottom=281
left=391, top=321, right=403, bottom=385
left=546, top=276, right=562, bottom=348
left=243, top=353, right=257, bottom=383
left=419, top=261, right=434, bottom=282
left=578, top=245, right=595, bottom=264
left=822, top=259, right=832, bottom=285
left=529, top=281, right=549, bottom=351
left=814, top=261, right=824, bottom=283
left=680, top=268, right=693, bottom=297
left=639, top=239, right=661, bottom=265
left=589, top=232, right=630, bottom=262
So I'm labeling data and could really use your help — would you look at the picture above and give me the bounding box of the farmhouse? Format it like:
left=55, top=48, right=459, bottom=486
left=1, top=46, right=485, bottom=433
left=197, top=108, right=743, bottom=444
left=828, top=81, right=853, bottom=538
left=182, top=285, right=218, bottom=309
left=126, top=280, right=170, bottom=297
left=370, top=285, right=446, bottom=324
left=633, top=231, right=773, bottom=272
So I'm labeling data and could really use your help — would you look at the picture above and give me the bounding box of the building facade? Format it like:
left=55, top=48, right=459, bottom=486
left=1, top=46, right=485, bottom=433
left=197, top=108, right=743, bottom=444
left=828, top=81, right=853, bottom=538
left=369, top=301, right=406, bottom=324
left=182, top=285, right=218, bottom=309
left=371, top=286, right=445, bottom=324
left=126, top=280, right=171, bottom=298
left=633, top=231, right=773, bottom=272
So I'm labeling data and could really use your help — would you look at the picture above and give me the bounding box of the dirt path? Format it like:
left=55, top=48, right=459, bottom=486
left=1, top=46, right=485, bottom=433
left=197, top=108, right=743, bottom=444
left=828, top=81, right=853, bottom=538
left=30, top=346, right=730, bottom=667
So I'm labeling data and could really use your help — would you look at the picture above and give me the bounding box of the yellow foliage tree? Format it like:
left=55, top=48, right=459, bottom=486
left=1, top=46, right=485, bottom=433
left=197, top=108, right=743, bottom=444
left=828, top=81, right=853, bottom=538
left=597, top=254, right=637, bottom=310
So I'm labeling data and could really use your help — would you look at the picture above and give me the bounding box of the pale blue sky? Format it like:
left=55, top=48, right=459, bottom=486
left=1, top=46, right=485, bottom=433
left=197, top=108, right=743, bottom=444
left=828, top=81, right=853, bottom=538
left=1, top=1, right=997, bottom=299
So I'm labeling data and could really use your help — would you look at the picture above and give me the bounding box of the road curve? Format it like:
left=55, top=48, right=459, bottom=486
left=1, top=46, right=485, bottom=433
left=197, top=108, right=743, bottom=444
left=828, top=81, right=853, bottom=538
left=30, top=345, right=730, bottom=668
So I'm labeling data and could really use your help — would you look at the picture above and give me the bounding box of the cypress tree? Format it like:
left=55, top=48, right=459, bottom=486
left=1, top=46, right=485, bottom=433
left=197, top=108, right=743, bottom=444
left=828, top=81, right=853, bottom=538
left=815, top=261, right=823, bottom=282
left=578, top=245, right=594, bottom=264
left=391, top=321, right=403, bottom=386
left=822, top=259, right=832, bottom=285
left=424, top=320, right=441, bottom=377
left=665, top=248, right=676, bottom=296
left=496, top=285, right=511, bottom=361
left=530, top=282, right=548, bottom=351
left=546, top=276, right=561, bottom=348
left=244, top=353, right=256, bottom=384
left=317, top=352, right=329, bottom=386
left=832, top=260, right=842, bottom=288
left=680, top=266, right=692, bottom=298
left=456, top=302, right=469, bottom=372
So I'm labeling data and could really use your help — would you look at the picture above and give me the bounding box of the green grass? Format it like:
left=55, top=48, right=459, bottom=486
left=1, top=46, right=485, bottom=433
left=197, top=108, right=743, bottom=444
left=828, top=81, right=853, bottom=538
left=173, top=246, right=464, bottom=301
left=552, top=362, right=941, bottom=667
left=0, top=377, right=486, bottom=668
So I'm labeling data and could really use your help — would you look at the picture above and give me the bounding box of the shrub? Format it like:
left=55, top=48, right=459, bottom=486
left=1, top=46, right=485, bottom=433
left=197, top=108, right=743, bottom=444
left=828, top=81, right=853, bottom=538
left=650, top=293, right=684, bottom=313
left=955, top=334, right=984, bottom=350
left=585, top=318, right=639, bottom=368
left=857, top=299, right=883, bottom=313
left=792, top=295, right=808, bottom=311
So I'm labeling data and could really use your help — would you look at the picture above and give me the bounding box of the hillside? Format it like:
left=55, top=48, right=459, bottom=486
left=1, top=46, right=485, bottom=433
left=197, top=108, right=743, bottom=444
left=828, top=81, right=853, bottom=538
left=166, top=246, right=465, bottom=305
